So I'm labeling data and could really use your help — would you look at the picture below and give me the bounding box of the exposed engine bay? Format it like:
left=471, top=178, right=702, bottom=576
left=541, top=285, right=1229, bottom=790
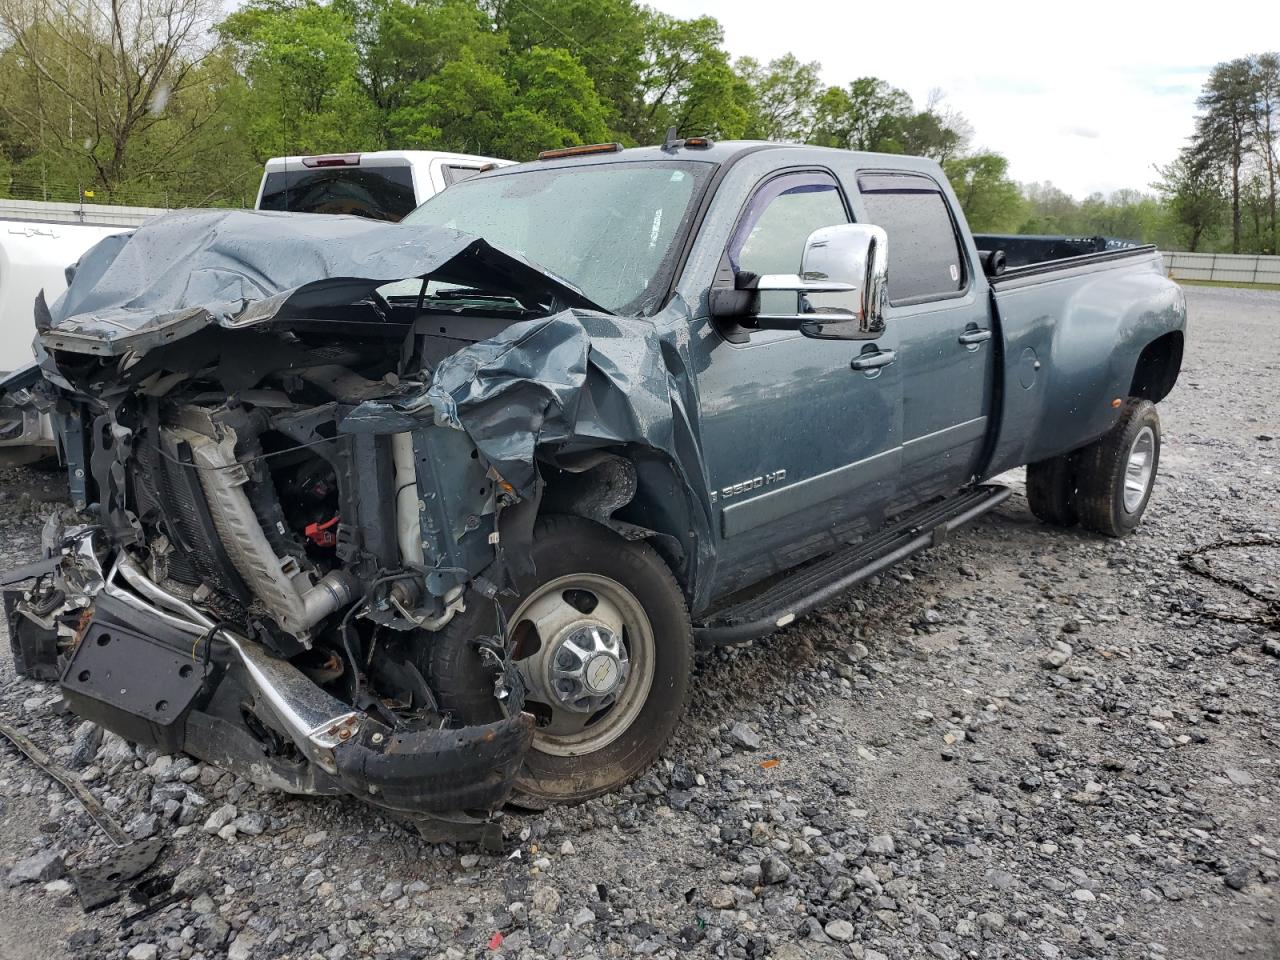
left=2, top=210, right=711, bottom=843
left=12, top=280, right=539, bottom=843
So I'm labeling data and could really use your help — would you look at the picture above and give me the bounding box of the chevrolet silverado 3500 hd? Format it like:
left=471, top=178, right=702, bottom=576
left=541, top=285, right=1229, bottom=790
left=3, top=140, right=1185, bottom=842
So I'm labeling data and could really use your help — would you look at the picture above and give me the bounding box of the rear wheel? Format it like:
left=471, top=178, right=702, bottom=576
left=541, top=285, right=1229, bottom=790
left=421, top=515, right=692, bottom=806
left=1072, top=398, right=1161, bottom=537
left=1026, top=455, right=1079, bottom=527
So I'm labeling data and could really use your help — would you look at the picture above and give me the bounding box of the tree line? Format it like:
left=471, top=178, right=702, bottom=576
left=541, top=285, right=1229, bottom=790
left=0, top=0, right=1028, bottom=228
left=0, top=0, right=1274, bottom=254
left=1158, top=54, right=1280, bottom=254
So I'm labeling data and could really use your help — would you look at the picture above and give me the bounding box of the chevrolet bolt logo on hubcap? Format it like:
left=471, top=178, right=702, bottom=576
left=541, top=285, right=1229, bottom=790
left=540, top=623, right=631, bottom=712
left=584, top=653, right=621, bottom=694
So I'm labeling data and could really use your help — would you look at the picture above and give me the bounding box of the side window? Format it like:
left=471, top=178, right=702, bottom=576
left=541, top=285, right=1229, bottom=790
left=729, top=171, right=850, bottom=315
left=442, top=164, right=481, bottom=186
left=858, top=173, right=965, bottom=303
left=732, top=172, right=850, bottom=275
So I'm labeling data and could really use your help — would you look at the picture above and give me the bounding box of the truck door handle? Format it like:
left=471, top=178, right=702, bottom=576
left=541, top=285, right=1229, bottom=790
left=850, top=350, right=896, bottom=371
left=958, top=328, right=992, bottom=345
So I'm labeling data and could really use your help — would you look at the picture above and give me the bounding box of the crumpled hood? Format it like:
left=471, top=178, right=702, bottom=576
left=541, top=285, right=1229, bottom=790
left=37, top=208, right=606, bottom=356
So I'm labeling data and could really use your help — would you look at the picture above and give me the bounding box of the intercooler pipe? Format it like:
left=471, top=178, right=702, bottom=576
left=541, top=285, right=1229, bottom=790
left=182, top=430, right=358, bottom=639
left=392, top=432, right=425, bottom=567
left=108, top=555, right=363, bottom=768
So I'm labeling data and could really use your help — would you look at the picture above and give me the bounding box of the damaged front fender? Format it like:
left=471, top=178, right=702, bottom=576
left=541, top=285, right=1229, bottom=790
left=343, top=308, right=716, bottom=597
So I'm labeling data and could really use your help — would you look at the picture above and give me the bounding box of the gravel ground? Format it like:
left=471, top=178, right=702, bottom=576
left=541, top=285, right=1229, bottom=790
left=1, top=285, right=1278, bottom=960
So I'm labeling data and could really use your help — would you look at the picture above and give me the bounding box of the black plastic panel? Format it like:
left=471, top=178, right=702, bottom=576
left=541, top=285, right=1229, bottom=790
left=60, top=620, right=208, bottom=751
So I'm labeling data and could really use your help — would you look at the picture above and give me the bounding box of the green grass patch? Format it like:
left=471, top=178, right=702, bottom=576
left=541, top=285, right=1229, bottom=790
left=1176, top=278, right=1280, bottom=292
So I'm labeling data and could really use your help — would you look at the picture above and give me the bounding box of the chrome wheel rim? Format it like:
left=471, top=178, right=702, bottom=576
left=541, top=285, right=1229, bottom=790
left=508, top=573, right=655, bottom=758
left=1123, top=426, right=1156, bottom=513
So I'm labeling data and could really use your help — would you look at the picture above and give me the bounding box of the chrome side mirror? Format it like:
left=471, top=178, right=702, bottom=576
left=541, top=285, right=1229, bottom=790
left=741, top=224, right=888, bottom=340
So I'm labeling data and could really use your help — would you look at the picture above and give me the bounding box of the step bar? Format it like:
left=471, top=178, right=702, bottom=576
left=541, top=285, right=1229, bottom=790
left=693, top=484, right=1011, bottom=647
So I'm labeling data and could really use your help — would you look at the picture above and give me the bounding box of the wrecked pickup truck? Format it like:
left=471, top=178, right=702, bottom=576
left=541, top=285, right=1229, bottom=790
left=3, top=140, right=1186, bottom=841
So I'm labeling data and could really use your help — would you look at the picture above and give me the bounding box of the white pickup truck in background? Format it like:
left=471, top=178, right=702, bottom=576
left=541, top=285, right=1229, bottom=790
left=255, top=150, right=511, bottom=221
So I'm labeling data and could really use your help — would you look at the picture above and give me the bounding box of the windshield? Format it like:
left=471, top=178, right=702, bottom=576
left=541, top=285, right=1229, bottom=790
left=402, top=160, right=711, bottom=315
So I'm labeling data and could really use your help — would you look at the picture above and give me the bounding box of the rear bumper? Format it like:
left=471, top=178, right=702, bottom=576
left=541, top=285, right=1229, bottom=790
left=4, top=535, right=534, bottom=844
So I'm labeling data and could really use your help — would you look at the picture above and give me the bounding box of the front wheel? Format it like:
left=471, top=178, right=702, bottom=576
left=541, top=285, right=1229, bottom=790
left=1073, top=398, right=1161, bottom=537
left=420, top=515, right=692, bottom=806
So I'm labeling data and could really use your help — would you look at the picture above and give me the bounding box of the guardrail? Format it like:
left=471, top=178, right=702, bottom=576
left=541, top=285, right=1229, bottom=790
left=1163, top=251, right=1280, bottom=285
left=0, top=198, right=171, bottom=228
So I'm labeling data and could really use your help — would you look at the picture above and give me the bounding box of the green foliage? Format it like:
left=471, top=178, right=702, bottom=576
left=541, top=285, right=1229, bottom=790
left=0, top=0, right=987, bottom=207
left=9, top=0, right=1263, bottom=258
left=943, top=153, right=1025, bottom=233
left=340, top=0, right=500, bottom=115
left=507, top=47, right=611, bottom=151
left=0, top=0, right=251, bottom=199
left=808, top=79, right=968, bottom=165
left=1018, top=180, right=1183, bottom=248
left=896, top=110, right=965, bottom=163
left=388, top=45, right=610, bottom=160
left=388, top=48, right=510, bottom=154
left=811, top=78, right=913, bottom=152
left=1153, top=150, right=1226, bottom=251
left=496, top=0, right=646, bottom=118
left=221, top=0, right=383, bottom=158
left=734, top=54, right=822, bottom=142
left=627, top=13, right=746, bottom=143
left=1180, top=53, right=1280, bottom=254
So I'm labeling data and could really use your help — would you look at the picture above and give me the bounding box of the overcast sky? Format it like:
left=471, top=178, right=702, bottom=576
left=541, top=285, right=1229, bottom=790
left=651, top=0, right=1278, bottom=198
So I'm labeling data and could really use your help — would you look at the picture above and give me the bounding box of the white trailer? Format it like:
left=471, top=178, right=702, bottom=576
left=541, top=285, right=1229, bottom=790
left=0, top=220, right=128, bottom=370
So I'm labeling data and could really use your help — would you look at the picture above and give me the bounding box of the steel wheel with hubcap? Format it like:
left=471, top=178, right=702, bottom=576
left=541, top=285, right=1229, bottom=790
left=508, top=573, right=655, bottom=757
left=420, top=515, right=692, bottom=806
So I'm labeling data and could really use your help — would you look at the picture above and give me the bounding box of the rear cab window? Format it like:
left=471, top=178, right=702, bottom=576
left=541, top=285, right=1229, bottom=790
left=857, top=172, right=966, bottom=304
left=441, top=164, right=483, bottom=186
left=258, top=162, right=417, bottom=221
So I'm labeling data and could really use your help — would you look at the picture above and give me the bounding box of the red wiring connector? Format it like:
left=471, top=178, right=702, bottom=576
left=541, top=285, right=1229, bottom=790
left=304, top=515, right=339, bottom=548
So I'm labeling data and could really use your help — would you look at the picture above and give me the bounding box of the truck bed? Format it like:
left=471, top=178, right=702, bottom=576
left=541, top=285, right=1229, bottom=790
left=979, top=244, right=1181, bottom=478
left=974, top=233, right=1145, bottom=271
left=986, top=242, right=1160, bottom=288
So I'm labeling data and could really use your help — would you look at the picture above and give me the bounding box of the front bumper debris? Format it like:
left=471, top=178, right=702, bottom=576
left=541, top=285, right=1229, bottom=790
left=5, top=531, right=534, bottom=845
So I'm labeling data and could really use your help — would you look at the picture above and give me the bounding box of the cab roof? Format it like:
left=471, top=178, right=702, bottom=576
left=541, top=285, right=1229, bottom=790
left=484, top=140, right=946, bottom=180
